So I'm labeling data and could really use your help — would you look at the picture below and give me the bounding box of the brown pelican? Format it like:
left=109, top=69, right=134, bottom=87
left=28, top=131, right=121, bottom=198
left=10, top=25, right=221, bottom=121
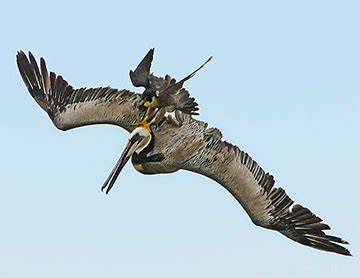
left=16, top=50, right=351, bottom=256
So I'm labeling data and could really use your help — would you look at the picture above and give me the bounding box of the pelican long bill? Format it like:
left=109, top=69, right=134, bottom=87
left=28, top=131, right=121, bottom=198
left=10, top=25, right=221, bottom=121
left=101, top=135, right=142, bottom=194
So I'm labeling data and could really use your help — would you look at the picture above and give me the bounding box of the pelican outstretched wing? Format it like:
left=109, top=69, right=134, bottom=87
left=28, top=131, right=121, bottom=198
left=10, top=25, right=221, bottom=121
left=180, top=125, right=351, bottom=256
left=17, top=51, right=143, bottom=132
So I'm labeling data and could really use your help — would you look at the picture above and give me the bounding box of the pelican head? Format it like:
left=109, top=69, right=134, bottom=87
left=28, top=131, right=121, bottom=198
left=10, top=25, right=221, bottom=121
left=101, top=125, right=152, bottom=194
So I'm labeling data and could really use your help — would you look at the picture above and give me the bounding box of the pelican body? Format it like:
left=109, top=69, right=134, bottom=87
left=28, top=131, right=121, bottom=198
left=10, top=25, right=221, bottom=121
left=16, top=50, right=351, bottom=256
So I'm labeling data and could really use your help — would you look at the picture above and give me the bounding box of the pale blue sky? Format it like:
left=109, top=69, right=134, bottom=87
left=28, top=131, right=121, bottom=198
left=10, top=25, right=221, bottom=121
left=1, top=0, right=359, bottom=277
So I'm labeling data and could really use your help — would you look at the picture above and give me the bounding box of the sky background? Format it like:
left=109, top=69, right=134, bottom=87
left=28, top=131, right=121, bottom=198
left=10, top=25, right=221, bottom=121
left=1, top=0, right=359, bottom=277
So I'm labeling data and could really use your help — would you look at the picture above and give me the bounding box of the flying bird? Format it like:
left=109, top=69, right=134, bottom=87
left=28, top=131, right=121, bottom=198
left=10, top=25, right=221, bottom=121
left=16, top=50, right=351, bottom=256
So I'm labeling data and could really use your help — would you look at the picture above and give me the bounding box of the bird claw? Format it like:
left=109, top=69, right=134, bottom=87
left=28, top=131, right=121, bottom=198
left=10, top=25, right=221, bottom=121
left=132, top=118, right=151, bottom=130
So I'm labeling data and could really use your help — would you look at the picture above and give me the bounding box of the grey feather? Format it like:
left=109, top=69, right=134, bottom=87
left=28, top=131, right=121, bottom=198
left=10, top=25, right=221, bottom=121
left=129, top=48, right=154, bottom=88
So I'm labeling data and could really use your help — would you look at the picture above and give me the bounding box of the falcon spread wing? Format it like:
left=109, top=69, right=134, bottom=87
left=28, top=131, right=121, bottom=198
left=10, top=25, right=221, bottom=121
left=130, top=48, right=211, bottom=115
